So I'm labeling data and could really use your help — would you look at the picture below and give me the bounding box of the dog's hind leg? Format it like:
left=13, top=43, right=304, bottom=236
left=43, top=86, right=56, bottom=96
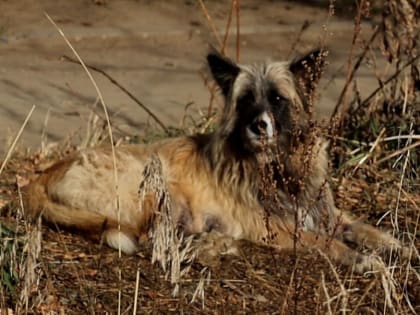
left=338, top=215, right=416, bottom=260
left=257, top=222, right=382, bottom=274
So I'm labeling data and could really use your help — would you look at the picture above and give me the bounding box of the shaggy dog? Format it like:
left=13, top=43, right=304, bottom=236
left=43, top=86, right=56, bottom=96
left=24, top=49, right=408, bottom=273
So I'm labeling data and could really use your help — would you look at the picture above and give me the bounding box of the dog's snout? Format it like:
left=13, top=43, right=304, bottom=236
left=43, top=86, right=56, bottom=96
left=248, top=112, right=274, bottom=138
left=250, top=119, right=268, bottom=135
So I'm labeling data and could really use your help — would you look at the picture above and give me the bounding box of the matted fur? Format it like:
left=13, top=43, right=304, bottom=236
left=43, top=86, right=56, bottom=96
left=23, top=49, right=409, bottom=273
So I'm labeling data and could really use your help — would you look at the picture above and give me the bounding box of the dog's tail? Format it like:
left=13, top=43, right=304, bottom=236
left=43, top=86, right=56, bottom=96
left=23, top=171, right=140, bottom=254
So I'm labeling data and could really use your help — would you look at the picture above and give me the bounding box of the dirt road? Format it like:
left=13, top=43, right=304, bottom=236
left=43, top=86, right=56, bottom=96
left=0, top=0, right=379, bottom=155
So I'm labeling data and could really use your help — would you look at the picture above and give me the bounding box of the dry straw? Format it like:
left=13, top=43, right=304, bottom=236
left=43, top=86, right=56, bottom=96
left=138, top=154, right=202, bottom=298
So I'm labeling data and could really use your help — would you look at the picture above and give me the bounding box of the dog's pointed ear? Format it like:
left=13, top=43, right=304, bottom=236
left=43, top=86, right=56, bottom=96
left=207, top=47, right=240, bottom=97
left=289, top=49, right=327, bottom=97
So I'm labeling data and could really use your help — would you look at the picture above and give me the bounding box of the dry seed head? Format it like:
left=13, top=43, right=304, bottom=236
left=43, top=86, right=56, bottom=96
left=138, top=155, right=204, bottom=296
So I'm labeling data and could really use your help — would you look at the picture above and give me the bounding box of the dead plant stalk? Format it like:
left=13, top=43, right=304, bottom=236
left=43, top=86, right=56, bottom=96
left=62, top=55, right=168, bottom=135
left=0, top=105, right=35, bottom=177
left=44, top=12, right=124, bottom=315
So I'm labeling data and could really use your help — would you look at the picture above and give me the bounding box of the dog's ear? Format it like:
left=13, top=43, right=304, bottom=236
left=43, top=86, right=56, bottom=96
left=289, top=49, right=327, bottom=97
left=207, top=48, right=240, bottom=97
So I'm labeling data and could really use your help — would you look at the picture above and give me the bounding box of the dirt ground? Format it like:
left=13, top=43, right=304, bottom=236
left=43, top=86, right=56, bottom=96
left=1, top=0, right=381, bottom=155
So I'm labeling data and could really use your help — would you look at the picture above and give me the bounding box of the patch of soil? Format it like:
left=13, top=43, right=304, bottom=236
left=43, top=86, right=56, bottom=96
left=11, top=226, right=420, bottom=314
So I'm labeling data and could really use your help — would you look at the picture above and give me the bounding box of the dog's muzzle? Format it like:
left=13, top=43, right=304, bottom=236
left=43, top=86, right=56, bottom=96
left=246, top=112, right=275, bottom=144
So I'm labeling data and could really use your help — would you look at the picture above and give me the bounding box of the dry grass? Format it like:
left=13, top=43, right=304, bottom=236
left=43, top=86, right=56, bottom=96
left=1, top=0, right=419, bottom=314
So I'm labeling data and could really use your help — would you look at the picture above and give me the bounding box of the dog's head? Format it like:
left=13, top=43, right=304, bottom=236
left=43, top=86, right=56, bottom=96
left=207, top=49, right=325, bottom=155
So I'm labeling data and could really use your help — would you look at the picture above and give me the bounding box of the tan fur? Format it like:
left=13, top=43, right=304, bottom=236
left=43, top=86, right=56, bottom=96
left=23, top=51, right=409, bottom=273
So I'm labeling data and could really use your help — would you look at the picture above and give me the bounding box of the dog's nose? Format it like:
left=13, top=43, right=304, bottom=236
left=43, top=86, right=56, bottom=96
left=249, top=112, right=274, bottom=138
left=250, top=119, right=268, bottom=136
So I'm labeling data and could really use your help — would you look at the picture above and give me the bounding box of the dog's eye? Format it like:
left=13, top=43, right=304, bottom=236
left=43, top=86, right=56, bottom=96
left=237, top=91, right=254, bottom=106
left=269, top=90, right=286, bottom=108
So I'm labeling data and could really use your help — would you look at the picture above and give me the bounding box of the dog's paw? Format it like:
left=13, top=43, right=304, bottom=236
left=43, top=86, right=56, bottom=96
left=193, top=231, right=239, bottom=266
left=399, top=245, right=419, bottom=262
left=351, top=253, right=384, bottom=274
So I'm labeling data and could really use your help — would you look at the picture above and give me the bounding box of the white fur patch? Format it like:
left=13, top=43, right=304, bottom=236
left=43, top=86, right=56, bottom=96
left=104, top=229, right=139, bottom=255
left=303, top=214, right=315, bottom=231
left=246, top=111, right=275, bottom=143
left=259, top=112, right=274, bottom=138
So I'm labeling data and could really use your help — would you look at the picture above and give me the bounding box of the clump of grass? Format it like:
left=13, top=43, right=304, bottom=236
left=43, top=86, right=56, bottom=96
left=0, top=222, right=19, bottom=307
left=0, top=208, right=42, bottom=314
left=138, top=154, right=200, bottom=298
left=332, top=0, right=419, bottom=165
left=327, top=0, right=419, bottom=313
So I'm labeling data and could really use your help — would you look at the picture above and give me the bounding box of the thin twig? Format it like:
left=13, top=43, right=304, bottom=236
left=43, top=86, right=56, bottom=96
left=330, top=134, right=420, bottom=155
left=394, top=184, right=420, bottom=213
left=133, top=267, right=140, bottom=315
left=352, top=128, right=386, bottom=173
left=235, top=0, right=240, bottom=62
left=287, top=20, right=312, bottom=59
left=318, top=250, right=350, bottom=315
left=198, top=0, right=222, bottom=48
left=206, top=0, right=236, bottom=117
left=331, top=0, right=369, bottom=120
left=205, top=0, right=241, bottom=118
left=221, top=0, right=235, bottom=55
left=62, top=55, right=169, bottom=135
left=375, top=140, right=420, bottom=165
left=280, top=262, right=297, bottom=315
left=321, top=272, right=333, bottom=315
left=44, top=12, right=123, bottom=315
left=0, top=105, right=35, bottom=176
left=330, top=24, right=381, bottom=124
left=360, top=54, right=420, bottom=109
left=350, top=279, right=377, bottom=315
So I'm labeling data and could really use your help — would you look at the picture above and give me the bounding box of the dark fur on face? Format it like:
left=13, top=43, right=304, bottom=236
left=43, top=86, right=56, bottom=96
left=207, top=49, right=325, bottom=160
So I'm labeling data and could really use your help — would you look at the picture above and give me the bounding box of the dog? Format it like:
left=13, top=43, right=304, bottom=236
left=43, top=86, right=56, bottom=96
left=23, top=49, right=408, bottom=273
